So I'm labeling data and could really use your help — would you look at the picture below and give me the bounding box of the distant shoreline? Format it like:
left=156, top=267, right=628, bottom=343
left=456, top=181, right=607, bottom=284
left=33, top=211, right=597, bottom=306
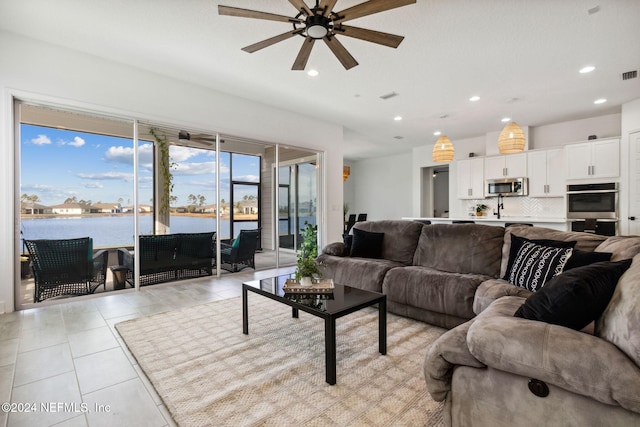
left=21, top=212, right=258, bottom=220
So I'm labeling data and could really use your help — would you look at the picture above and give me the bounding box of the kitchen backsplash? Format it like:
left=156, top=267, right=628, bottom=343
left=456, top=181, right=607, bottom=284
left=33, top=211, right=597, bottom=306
left=464, top=197, right=566, bottom=219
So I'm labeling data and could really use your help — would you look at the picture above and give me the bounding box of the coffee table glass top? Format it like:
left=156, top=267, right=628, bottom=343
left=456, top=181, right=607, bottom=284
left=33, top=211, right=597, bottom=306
left=243, top=274, right=384, bottom=314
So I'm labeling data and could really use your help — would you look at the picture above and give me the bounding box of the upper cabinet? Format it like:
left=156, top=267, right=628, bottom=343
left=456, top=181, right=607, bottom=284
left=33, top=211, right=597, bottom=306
left=457, top=157, right=484, bottom=199
left=527, top=148, right=565, bottom=197
left=565, top=138, right=620, bottom=180
left=484, top=153, right=527, bottom=180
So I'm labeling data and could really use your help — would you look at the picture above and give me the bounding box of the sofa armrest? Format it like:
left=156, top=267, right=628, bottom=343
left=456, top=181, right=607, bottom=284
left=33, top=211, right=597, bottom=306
left=467, top=297, right=640, bottom=413
left=322, top=242, right=345, bottom=256
left=473, top=279, right=532, bottom=314
left=423, top=319, right=486, bottom=401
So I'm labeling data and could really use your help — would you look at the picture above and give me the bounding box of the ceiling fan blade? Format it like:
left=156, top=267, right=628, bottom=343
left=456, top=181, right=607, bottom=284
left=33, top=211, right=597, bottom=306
left=319, top=0, right=339, bottom=17
left=323, top=36, right=358, bottom=70
left=338, top=25, right=405, bottom=48
left=292, top=37, right=316, bottom=70
left=218, top=5, right=302, bottom=24
left=334, top=0, right=416, bottom=23
left=242, top=30, right=303, bottom=53
left=288, top=0, right=313, bottom=16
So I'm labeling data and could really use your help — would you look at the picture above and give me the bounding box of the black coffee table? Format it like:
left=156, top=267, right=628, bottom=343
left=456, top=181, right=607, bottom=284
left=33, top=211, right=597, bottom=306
left=242, top=274, right=386, bottom=385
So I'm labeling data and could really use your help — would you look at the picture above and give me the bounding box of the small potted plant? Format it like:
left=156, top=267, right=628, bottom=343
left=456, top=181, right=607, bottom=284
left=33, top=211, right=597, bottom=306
left=295, top=222, right=321, bottom=286
left=475, top=203, right=488, bottom=216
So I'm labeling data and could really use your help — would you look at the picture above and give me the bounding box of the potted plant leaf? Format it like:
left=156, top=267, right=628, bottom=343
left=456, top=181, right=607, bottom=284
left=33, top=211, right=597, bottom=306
left=295, top=222, right=321, bottom=286
left=475, top=203, right=488, bottom=216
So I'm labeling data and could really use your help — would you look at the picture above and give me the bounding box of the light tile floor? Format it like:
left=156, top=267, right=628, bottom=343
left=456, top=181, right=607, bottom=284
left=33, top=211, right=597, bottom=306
left=1, top=265, right=296, bottom=427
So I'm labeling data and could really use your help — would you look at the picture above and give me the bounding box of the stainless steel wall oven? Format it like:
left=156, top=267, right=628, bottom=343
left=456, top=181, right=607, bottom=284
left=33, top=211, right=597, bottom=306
left=566, top=182, right=618, bottom=236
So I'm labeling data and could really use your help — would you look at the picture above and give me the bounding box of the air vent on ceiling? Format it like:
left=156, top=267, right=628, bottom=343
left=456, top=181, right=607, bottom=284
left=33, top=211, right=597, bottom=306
left=379, top=92, right=399, bottom=100
left=621, top=70, right=638, bottom=81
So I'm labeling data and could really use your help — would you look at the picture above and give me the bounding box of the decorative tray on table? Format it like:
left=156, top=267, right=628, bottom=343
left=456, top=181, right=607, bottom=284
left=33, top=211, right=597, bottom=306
left=283, top=278, right=335, bottom=294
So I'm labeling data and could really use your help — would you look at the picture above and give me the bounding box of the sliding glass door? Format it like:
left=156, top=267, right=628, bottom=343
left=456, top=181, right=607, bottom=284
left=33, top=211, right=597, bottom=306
left=278, top=154, right=318, bottom=251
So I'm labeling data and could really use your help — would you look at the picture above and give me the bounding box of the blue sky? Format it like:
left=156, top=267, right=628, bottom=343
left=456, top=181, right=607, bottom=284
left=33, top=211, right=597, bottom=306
left=20, top=124, right=260, bottom=207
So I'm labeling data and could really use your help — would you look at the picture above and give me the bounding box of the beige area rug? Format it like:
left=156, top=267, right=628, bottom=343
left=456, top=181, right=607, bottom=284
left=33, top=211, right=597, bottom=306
left=116, top=295, right=446, bottom=427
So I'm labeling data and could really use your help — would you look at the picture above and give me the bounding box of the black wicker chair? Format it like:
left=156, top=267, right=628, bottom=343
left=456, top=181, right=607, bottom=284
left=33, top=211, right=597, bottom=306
left=117, top=232, right=215, bottom=286
left=219, top=229, right=260, bottom=272
left=24, top=237, right=107, bottom=303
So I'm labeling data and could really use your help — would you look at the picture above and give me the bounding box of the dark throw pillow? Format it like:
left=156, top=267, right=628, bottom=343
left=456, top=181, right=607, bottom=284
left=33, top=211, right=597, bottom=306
left=350, top=228, right=384, bottom=259
left=514, top=259, right=632, bottom=330
left=342, top=234, right=353, bottom=257
left=505, top=241, right=573, bottom=292
left=563, top=249, right=612, bottom=271
left=503, top=235, right=576, bottom=281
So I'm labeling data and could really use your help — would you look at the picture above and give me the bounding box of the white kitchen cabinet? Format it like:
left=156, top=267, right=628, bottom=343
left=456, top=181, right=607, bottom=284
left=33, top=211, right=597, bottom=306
left=527, top=148, right=565, bottom=197
left=566, top=138, right=620, bottom=180
left=457, top=158, right=484, bottom=199
left=484, top=153, right=527, bottom=180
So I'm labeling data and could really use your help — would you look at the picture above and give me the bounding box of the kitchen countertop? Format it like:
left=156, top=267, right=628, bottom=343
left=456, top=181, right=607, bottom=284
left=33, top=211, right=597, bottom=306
left=403, top=216, right=569, bottom=224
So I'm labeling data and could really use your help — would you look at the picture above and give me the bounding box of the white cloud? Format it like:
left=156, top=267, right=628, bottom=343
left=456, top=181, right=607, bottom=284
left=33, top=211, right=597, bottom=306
left=104, top=143, right=153, bottom=165
left=81, top=182, right=104, bottom=189
left=172, top=161, right=218, bottom=176
left=170, top=146, right=205, bottom=162
left=234, top=174, right=260, bottom=183
left=67, top=136, right=86, bottom=147
left=30, top=134, right=51, bottom=145
left=76, top=171, right=134, bottom=182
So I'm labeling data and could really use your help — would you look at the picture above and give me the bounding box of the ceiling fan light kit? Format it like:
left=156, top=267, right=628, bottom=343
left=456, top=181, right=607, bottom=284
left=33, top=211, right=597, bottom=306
left=218, top=0, right=417, bottom=70
left=498, top=121, right=526, bottom=154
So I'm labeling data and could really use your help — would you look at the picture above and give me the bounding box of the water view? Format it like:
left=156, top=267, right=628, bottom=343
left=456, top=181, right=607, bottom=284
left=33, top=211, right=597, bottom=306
left=20, top=215, right=257, bottom=248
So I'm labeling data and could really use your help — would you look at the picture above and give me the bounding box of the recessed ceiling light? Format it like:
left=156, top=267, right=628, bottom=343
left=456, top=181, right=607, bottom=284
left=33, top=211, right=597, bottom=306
left=307, top=69, right=319, bottom=77
left=469, top=96, right=480, bottom=102
left=394, top=116, right=403, bottom=121
left=501, top=117, right=511, bottom=123
left=433, top=131, right=442, bottom=136
left=594, top=98, right=607, bottom=104
left=580, top=65, right=595, bottom=74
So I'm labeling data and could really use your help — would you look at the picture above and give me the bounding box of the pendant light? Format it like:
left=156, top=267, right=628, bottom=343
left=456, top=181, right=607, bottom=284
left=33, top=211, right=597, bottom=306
left=432, top=114, right=454, bottom=162
left=432, top=135, right=455, bottom=162
left=498, top=121, right=526, bottom=154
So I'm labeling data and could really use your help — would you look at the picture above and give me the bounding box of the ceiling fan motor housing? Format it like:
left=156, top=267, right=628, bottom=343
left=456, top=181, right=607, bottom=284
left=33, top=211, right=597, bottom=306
left=305, top=14, right=331, bottom=39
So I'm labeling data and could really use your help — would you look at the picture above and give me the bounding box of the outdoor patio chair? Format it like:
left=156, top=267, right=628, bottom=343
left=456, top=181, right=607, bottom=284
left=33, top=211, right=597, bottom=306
left=24, top=237, right=108, bottom=303
left=219, top=229, right=260, bottom=272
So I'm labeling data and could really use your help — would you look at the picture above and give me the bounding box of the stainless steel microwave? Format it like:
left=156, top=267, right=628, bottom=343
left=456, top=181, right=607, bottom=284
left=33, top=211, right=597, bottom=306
left=486, top=177, right=528, bottom=197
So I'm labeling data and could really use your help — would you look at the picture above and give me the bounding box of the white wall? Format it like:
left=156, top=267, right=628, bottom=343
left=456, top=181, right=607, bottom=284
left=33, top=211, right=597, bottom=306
left=620, top=99, right=640, bottom=235
left=0, top=31, right=345, bottom=312
left=530, top=113, right=621, bottom=149
left=346, top=152, right=413, bottom=221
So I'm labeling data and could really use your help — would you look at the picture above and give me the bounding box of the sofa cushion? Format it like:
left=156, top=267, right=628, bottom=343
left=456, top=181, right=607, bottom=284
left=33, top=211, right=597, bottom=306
left=564, top=249, right=612, bottom=271
left=352, top=220, right=424, bottom=265
left=350, top=228, right=384, bottom=258
left=413, top=224, right=504, bottom=277
left=505, top=241, right=573, bottom=292
left=500, top=225, right=607, bottom=277
left=383, top=265, right=491, bottom=320
left=597, top=254, right=640, bottom=367
left=503, top=235, right=576, bottom=280
left=514, top=259, right=632, bottom=330
left=315, top=253, right=402, bottom=293
left=595, top=235, right=640, bottom=261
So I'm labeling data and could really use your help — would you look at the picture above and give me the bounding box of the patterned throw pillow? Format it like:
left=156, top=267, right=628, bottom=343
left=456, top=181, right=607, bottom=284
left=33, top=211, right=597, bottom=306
left=506, top=242, right=573, bottom=292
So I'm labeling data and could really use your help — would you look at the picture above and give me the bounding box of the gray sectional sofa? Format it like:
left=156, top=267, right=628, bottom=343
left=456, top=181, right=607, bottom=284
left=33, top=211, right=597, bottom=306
left=318, top=220, right=640, bottom=425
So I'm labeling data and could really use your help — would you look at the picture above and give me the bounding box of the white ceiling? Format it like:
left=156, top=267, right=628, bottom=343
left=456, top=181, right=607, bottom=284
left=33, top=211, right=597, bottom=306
left=2, top=0, right=639, bottom=160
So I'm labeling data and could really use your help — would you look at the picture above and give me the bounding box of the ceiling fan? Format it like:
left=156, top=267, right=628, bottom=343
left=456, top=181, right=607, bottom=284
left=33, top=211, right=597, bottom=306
left=178, top=130, right=223, bottom=146
left=218, top=0, right=416, bottom=70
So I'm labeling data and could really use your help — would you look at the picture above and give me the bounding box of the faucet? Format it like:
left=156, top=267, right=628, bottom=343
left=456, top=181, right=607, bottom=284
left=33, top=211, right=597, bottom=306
left=494, top=194, right=504, bottom=219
